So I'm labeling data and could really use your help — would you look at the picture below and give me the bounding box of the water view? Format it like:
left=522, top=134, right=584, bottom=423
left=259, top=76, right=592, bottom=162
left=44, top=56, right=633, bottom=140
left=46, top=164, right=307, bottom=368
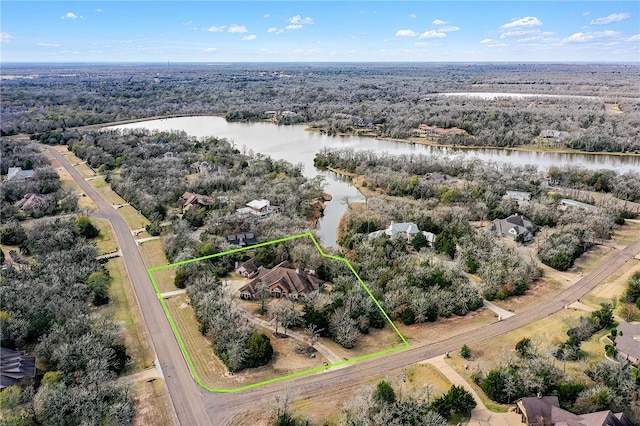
left=110, top=116, right=640, bottom=248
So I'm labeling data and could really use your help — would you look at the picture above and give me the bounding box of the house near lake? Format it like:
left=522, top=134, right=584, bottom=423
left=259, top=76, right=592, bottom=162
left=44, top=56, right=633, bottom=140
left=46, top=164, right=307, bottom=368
left=237, top=199, right=277, bottom=217
left=239, top=261, right=325, bottom=300
left=369, top=222, right=436, bottom=244
left=414, top=124, right=468, bottom=138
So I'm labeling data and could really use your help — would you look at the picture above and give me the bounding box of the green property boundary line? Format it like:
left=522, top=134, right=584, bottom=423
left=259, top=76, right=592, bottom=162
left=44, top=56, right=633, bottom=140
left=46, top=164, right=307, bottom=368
left=147, top=232, right=409, bottom=393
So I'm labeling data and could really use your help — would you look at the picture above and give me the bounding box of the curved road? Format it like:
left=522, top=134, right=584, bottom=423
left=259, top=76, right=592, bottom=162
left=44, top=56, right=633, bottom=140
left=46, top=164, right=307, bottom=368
left=50, top=145, right=640, bottom=425
left=48, top=147, right=210, bottom=425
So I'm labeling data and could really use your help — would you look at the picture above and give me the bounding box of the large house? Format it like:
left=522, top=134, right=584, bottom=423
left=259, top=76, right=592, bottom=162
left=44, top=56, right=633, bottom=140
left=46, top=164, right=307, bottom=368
left=15, top=193, right=48, bottom=211
left=178, top=192, right=214, bottom=212
left=1, top=347, right=36, bottom=390
left=236, top=199, right=274, bottom=217
left=239, top=261, right=325, bottom=300
left=516, top=396, right=633, bottom=426
left=488, top=214, right=537, bottom=242
left=7, top=167, right=35, bottom=182
left=369, top=222, right=436, bottom=244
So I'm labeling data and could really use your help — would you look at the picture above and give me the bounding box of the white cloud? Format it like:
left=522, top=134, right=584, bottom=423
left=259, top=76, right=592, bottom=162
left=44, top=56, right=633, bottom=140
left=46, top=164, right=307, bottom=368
left=242, top=34, right=257, bottom=41
left=419, top=30, right=447, bottom=39
left=96, top=8, right=103, bottom=13
left=432, top=19, right=447, bottom=25
left=590, top=13, right=630, bottom=25
left=439, top=26, right=460, bottom=33
left=285, top=24, right=303, bottom=30
left=267, top=27, right=279, bottom=33
left=500, top=16, right=542, bottom=29
left=395, top=29, right=417, bottom=37
left=61, top=12, right=82, bottom=20
left=627, top=34, right=640, bottom=42
left=582, top=11, right=591, bottom=16
left=208, top=25, right=225, bottom=32
left=228, top=24, right=248, bottom=33
left=1, top=32, right=14, bottom=43
left=414, top=42, right=426, bottom=46
left=288, top=15, right=314, bottom=25
left=37, top=42, right=60, bottom=47
left=562, top=30, right=620, bottom=43
left=408, top=13, right=417, bottom=18
left=119, top=39, right=134, bottom=44
left=263, top=14, right=270, bottom=18
left=204, top=47, right=217, bottom=52
left=480, top=38, right=495, bottom=44
left=500, top=29, right=540, bottom=39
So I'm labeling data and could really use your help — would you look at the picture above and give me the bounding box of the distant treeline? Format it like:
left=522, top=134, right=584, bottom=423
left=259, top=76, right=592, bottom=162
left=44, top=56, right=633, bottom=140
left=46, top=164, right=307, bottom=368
left=2, top=63, right=639, bottom=152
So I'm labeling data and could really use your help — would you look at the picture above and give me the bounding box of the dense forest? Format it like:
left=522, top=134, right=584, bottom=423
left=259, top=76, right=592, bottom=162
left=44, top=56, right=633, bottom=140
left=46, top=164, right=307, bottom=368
left=0, top=218, right=133, bottom=425
left=2, top=63, right=639, bottom=152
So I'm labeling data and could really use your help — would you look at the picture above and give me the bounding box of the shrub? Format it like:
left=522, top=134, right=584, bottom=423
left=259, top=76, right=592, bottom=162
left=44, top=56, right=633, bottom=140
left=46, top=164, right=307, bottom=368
left=75, top=215, right=100, bottom=238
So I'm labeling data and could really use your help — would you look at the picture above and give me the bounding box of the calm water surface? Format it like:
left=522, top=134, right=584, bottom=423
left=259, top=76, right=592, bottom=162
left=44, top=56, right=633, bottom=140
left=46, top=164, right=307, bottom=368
left=110, top=116, right=640, bottom=249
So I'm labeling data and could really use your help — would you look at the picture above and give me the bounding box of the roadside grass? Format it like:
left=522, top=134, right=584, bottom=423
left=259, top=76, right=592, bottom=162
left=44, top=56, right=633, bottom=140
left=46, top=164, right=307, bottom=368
left=93, top=218, right=118, bottom=255
left=132, top=378, right=175, bottom=426
left=611, top=220, right=640, bottom=246
left=119, top=205, right=151, bottom=230
left=55, top=146, right=96, bottom=178
left=106, top=257, right=154, bottom=371
left=88, top=177, right=128, bottom=205
left=583, top=260, right=640, bottom=309
left=164, top=294, right=224, bottom=386
left=139, top=239, right=169, bottom=272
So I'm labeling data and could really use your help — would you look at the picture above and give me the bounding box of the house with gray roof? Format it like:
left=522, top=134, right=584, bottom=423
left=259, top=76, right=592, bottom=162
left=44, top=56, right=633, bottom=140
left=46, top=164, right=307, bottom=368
left=516, top=396, right=633, bottom=426
left=7, top=167, right=35, bottom=182
left=1, top=347, right=36, bottom=390
left=488, top=214, right=537, bottom=242
left=616, top=321, right=640, bottom=363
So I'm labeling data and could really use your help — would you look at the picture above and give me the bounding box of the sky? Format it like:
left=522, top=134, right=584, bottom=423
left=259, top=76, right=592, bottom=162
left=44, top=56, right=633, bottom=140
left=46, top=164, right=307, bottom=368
left=1, top=1, right=639, bottom=63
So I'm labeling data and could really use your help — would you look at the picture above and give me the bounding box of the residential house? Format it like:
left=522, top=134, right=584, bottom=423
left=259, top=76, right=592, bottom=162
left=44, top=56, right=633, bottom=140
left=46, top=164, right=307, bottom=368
left=163, top=151, right=179, bottom=160
left=236, top=199, right=274, bottom=217
left=516, top=396, right=633, bottom=426
left=239, top=261, right=325, bottom=300
left=192, top=161, right=220, bottom=175
left=369, top=222, right=435, bottom=244
left=415, top=124, right=468, bottom=138
left=560, top=199, right=598, bottom=212
left=615, top=321, right=640, bottom=363
left=178, top=192, right=214, bottom=211
left=236, top=257, right=263, bottom=278
left=351, top=117, right=374, bottom=127
left=540, top=129, right=569, bottom=141
left=225, top=232, right=258, bottom=248
left=7, top=167, right=35, bottom=182
left=505, top=190, right=532, bottom=207
left=1, top=347, right=36, bottom=390
left=15, top=193, right=48, bottom=211
left=488, top=214, right=537, bottom=242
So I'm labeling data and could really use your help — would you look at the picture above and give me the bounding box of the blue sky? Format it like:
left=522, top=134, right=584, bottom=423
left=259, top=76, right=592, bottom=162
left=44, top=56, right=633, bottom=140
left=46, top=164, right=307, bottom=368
left=1, top=1, right=639, bottom=62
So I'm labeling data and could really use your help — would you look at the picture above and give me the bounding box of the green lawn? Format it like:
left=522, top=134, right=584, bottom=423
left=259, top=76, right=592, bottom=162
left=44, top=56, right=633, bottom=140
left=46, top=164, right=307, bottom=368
left=93, top=218, right=118, bottom=255
left=106, top=257, right=154, bottom=372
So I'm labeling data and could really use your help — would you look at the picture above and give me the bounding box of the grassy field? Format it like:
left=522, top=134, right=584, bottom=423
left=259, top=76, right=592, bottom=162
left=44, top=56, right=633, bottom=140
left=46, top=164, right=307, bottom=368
left=93, top=218, right=119, bottom=255
left=106, top=257, right=154, bottom=371
left=164, top=294, right=225, bottom=387
left=132, top=378, right=176, bottom=426
left=119, top=205, right=151, bottom=230
left=140, top=239, right=168, bottom=267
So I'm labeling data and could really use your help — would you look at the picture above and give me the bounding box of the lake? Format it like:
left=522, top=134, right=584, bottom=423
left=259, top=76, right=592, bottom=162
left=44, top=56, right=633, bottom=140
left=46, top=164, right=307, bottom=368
left=110, top=116, right=640, bottom=249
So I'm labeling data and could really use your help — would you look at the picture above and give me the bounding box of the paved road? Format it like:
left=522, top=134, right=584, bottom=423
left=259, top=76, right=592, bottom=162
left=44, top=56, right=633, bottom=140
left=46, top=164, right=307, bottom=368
left=208, top=236, right=640, bottom=425
left=48, top=147, right=210, bottom=426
